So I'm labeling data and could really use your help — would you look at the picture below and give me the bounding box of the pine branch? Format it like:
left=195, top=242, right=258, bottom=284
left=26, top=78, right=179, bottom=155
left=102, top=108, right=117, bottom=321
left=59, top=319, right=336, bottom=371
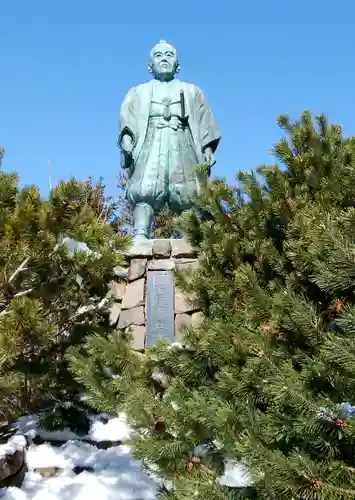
left=13, top=288, right=33, bottom=299
left=7, top=256, right=30, bottom=283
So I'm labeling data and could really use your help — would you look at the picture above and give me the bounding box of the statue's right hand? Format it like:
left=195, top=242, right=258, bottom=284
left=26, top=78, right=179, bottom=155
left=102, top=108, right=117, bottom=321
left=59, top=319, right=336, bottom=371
left=121, top=134, right=133, bottom=154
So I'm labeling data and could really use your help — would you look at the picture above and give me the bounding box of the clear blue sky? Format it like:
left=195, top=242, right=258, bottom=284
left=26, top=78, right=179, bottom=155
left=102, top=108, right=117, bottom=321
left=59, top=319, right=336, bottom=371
left=1, top=0, right=355, bottom=198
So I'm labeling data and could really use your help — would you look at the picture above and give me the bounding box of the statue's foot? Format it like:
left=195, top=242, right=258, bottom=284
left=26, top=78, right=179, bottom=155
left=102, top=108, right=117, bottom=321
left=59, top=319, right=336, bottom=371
left=133, top=203, right=153, bottom=241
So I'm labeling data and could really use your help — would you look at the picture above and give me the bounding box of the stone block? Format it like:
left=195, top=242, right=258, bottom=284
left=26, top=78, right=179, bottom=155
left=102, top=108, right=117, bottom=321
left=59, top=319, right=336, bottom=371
left=175, top=313, right=192, bottom=342
left=121, top=278, right=145, bottom=310
left=125, top=325, right=146, bottom=351
left=175, top=258, right=199, bottom=272
left=191, top=311, right=204, bottom=327
left=117, top=306, right=145, bottom=329
left=148, top=259, right=175, bottom=271
left=171, top=239, right=196, bottom=258
left=107, top=281, right=126, bottom=301
left=174, top=287, right=197, bottom=314
left=108, top=302, right=121, bottom=327
left=128, top=259, right=147, bottom=281
left=152, top=239, right=171, bottom=258
left=126, top=239, right=153, bottom=258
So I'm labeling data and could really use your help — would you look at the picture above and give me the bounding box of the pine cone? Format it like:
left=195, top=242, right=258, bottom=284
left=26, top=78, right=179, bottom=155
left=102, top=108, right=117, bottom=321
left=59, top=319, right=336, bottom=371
left=187, top=456, right=201, bottom=473
left=260, top=321, right=282, bottom=339
left=329, top=298, right=346, bottom=316
left=332, top=418, right=345, bottom=429
left=154, top=416, right=165, bottom=431
left=187, top=460, right=194, bottom=473
left=306, top=478, right=323, bottom=490
left=260, top=321, right=276, bottom=334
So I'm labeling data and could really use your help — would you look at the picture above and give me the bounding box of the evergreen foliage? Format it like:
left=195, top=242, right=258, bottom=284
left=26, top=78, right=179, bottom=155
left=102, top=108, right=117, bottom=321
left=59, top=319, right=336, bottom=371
left=0, top=154, right=129, bottom=425
left=82, top=175, right=121, bottom=229
left=69, top=111, right=355, bottom=499
left=152, top=204, right=181, bottom=239
left=116, top=170, right=134, bottom=233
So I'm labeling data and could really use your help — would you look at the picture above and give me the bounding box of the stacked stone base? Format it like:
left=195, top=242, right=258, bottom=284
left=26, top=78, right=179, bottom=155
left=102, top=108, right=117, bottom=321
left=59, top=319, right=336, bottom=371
left=108, top=239, right=202, bottom=351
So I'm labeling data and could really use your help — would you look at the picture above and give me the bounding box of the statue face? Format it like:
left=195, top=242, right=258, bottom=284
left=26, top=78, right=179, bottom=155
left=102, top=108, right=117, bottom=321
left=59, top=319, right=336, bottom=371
left=149, top=43, right=178, bottom=81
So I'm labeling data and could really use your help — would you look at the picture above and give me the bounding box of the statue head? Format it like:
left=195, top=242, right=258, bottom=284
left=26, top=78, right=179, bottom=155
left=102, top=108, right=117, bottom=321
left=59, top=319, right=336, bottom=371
left=148, top=40, right=180, bottom=81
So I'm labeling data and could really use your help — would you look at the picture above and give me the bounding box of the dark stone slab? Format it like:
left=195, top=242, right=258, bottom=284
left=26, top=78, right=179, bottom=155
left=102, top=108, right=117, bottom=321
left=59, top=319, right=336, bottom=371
left=73, top=465, right=95, bottom=475
left=1, top=460, right=27, bottom=489
left=0, top=445, right=26, bottom=490
left=146, top=271, right=175, bottom=346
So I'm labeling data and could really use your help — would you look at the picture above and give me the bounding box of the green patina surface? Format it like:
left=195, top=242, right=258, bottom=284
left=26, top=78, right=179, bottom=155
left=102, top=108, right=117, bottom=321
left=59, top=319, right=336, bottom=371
left=118, top=40, right=221, bottom=239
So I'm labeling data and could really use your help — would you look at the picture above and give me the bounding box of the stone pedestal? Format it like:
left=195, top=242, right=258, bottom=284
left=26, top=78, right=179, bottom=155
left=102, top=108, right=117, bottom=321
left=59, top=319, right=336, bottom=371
left=109, top=239, right=203, bottom=351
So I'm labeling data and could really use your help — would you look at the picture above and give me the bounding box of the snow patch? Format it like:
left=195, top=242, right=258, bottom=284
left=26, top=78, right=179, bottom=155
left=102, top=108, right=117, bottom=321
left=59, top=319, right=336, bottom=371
left=14, top=416, right=37, bottom=440
left=2, top=437, right=157, bottom=499
left=15, top=413, right=132, bottom=444
left=88, top=415, right=132, bottom=442
left=1, top=489, right=27, bottom=500
left=0, top=436, right=26, bottom=459
left=218, top=460, right=252, bottom=488
left=61, top=238, right=91, bottom=255
left=21, top=441, right=157, bottom=500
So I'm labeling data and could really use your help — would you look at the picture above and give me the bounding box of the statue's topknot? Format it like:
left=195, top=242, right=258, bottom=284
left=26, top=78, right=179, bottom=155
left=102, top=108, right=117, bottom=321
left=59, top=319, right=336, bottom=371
left=151, top=40, right=174, bottom=53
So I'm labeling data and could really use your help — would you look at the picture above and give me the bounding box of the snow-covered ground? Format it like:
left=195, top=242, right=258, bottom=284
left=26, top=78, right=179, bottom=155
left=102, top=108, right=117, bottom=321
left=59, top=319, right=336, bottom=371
left=2, top=414, right=158, bottom=500
left=1, top=413, right=250, bottom=500
left=0, top=436, right=27, bottom=461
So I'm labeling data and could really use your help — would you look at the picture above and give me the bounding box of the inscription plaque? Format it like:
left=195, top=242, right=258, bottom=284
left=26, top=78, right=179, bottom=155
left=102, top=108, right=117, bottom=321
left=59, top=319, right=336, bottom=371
left=146, top=270, right=175, bottom=346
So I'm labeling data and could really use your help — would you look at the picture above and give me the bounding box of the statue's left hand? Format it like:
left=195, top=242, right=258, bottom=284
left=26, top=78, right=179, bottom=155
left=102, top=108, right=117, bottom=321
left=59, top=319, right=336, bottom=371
left=121, top=134, right=134, bottom=170
left=204, top=147, right=215, bottom=172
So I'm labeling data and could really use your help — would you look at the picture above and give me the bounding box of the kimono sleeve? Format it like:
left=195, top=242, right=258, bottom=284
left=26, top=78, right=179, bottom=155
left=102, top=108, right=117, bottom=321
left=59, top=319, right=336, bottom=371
left=117, top=87, right=139, bottom=148
left=195, top=87, right=221, bottom=153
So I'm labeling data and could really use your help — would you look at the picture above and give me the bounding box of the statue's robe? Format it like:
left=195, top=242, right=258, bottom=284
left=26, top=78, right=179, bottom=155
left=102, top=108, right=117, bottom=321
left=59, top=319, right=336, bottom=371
left=118, top=79, right=220, bottom=211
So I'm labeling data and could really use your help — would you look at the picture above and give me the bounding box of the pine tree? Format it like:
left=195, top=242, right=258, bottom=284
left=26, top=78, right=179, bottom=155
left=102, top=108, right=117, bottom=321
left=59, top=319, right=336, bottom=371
left=0, top=148, right=4, bottom=169
left=82, top=175, right=121, bottom=228
left=116, top=170, right=134, bottom=234
left=152, top=204, right=181, bottom=239
left=0, top=154, right=130, bottom=426
left=69, top=111, right=355, bottom=499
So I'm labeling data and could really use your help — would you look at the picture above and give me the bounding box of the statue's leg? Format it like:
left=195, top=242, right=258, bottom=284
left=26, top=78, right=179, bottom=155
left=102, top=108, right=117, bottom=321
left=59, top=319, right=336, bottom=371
left=127, top=125, right=169, bottom=239
left=133, top=202, right=154, bottom=240
left=168, top=127, right=199, bottom=217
